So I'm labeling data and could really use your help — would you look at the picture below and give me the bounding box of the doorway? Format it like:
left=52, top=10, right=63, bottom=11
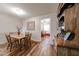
left=41, top=18, right=51, bottom=40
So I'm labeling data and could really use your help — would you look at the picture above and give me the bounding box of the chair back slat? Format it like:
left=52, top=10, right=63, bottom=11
left=5, top=34, right=11, bottom=43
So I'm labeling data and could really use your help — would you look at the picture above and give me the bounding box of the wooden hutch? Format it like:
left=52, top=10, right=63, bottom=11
left=56, top=3, right=79, bottom=56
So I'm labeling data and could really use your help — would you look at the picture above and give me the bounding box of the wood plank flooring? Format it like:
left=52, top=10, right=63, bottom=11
left=0, top=36, right=57, bottom=56
left=0, top=40, right=38, bottom=56
left=28, top=36, right=57, bottom=56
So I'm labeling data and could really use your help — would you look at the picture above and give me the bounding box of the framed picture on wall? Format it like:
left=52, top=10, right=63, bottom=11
left=27, top=21, right=35, bottom=30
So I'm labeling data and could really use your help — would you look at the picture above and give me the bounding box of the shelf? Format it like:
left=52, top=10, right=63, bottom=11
left=58, top=16, right=64, bottom=27
left=59, top=16, right=64, bottom=22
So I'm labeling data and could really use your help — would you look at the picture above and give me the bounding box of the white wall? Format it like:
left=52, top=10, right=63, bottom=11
left=50, top=14, right=60, bottom=40
left=0, top=14, right=22, bottom=44
left=0, top=13, right=59, bottom=44
left=23, top=17, right=41, bottom=41
left=23, top=13, right=59, bottom=41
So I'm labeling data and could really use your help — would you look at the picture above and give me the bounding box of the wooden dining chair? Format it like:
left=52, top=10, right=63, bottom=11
left=27, top=34, right=32, bottom=49
left=23, top=33, right=32, bottom=49
left=23, top=35, right=29, bottom=49
left=5, top=34, right=19, bottom=52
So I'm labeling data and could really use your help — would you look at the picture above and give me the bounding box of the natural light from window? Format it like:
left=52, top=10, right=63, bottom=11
left=41, top=18, right=50, bottom=33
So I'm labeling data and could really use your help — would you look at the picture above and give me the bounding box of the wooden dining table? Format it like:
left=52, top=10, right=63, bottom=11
left=10, top=33, right=25, bottom=51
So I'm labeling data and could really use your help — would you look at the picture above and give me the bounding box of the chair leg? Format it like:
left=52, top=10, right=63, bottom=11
left=27, top=40, right=31, bottom=49
left=24, top=40, right=28, bottom=49
left=15, top=41, right=19, bottom=48
left=15, top=41, right=17, bottom=47
left=30, top=40, right=31, bottom=48
left=10, top=43, right=12, bottom=52
left=7, top=44, right=10, bottom=50
left=17, top=41, right=19, bottom=48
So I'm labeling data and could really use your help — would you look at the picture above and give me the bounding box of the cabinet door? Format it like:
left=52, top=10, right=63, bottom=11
left=75, top=4, right=79, bottom=40
left=64, top=4, right=76, bottom=32
left=57, top=47, right=68, bottom=56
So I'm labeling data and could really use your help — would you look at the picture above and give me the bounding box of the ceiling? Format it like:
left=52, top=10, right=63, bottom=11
left=0, top=3, right=58, bottom=19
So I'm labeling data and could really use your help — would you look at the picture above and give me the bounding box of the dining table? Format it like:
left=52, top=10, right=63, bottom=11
left=10, top=33, right=26, bottom=51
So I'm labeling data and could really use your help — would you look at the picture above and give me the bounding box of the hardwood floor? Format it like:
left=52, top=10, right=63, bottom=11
left=28, top=36, right=57, bottom=56
left=0, top=40, right=38, bottom=56
left=0, top=36, right=57, bottom=56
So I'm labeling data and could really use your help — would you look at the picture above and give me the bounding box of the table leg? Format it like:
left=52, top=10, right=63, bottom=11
left=19, top=39, right=22, bottom=51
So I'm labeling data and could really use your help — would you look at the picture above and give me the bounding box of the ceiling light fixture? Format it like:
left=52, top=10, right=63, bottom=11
left=10, top=7, right=26, bottom=16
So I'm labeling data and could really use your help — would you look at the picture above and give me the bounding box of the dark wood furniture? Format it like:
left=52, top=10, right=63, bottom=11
left=10, top=32, right=32, bottom=51
left=56, top=37, right=79, bottom=56
left=24, top=33, right=32, bottom=49
left=28, top=34, right=32, bottom=49
left=10, top=33, right=25, bottom=51
left=41, top=31, right=50, bottom=37
left=23, top=35, right=29, bottom=49
left=55, top=3, right=79, bottom=56
left=5, top=34, right=19, bottom=52
left=57, top=3, right=75, bottom=17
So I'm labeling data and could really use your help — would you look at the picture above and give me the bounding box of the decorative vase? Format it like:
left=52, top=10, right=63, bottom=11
left=17, top=30, right=20, bottom=35
left=16, top=25, right=22, bottom=35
